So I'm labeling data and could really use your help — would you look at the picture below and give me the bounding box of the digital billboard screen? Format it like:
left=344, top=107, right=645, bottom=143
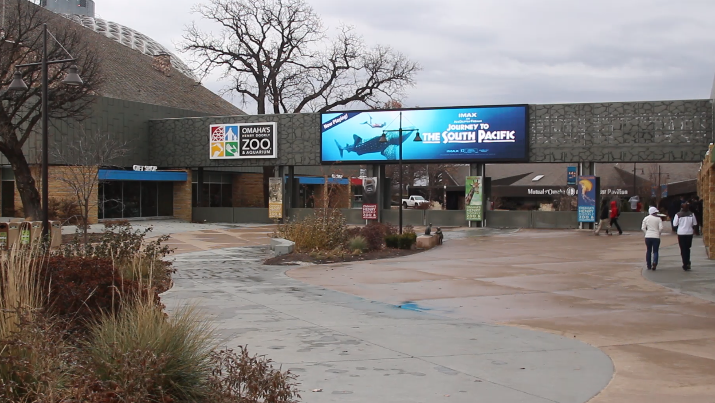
left=321, top=105, right=528, bottom=164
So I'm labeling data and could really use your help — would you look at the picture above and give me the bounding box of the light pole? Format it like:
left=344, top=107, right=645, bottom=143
left=7, top=23, right=83, bottom=239
left=379, top=111, right=421, bottom=234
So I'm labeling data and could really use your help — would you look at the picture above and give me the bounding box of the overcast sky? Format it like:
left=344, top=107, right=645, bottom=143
left=95, top=0, right=715, bottom=112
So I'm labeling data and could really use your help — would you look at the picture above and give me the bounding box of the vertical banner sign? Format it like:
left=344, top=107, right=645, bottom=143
left=577, top=176, right=597, bottom=223
left=268, top=177, right=283, bottom=219
left=661, top=184, right=668, bottom=198
left=465, top=176, right=483, bottom=221
left=567, top=167, right=578, bottom=185
left=362, top=177, right=378, bottom=220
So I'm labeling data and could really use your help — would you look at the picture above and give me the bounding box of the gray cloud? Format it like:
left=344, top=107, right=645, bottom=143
left=90, top=0, right=715, bottom=112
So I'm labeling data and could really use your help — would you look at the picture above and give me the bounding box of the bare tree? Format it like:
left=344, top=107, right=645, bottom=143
left=51, top=128, right=126, bottom=243
left=0, top=0, right=101, bottom=219
left=180, top=0, right=419, bottom=114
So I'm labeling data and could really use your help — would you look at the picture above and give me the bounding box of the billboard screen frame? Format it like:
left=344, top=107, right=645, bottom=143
left=320, top=104, right=529, bottom=165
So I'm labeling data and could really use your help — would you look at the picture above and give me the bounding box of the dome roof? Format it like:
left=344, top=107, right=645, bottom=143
left=62, top=14, right=197, bottom=80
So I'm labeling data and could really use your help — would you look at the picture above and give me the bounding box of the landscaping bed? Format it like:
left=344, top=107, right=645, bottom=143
left=265, top=247, right=421, bottom=265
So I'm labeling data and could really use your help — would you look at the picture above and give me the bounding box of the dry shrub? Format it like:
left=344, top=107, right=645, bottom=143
left=0, top=245, right=46, bottom=343
left=275, top=209, right=348, bottom=252
left=47, top=197, right=82, bottom=225
left=207, top=347, right=300, bottom=403
left=0, top=314, right=71, bottom=403
left=359, top=222, right=395, bottom=250
left=348, top=235, right=368, bottom=252
left=85, top=299, right=215, bottom=402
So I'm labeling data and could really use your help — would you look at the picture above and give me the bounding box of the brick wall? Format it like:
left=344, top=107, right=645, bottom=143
left=14, top=165, right=99, bottom=224
left=233, top=173, right=264, bottom=207
left=173, top=169, right=192, bottom=222
left=698, top=145, right=714, bottom=258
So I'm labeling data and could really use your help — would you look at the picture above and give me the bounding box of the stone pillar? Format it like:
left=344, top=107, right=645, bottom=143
left=173, top=169, right=193, bottom=222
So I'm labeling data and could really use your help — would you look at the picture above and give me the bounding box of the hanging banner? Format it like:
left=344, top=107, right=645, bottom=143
left=362, top=177, right=378, bottom=220
left=268, top=177, right=283, bottom=219
left=577, top=176, right=598, bottom=223
left=465, top=176, right=483, bottom=221
left=567, top=166, right=578, bottom=185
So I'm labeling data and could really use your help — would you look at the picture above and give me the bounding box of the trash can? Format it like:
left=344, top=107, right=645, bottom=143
left=50, top=221, right=62, bottom=248
left=19, top=222, right=32, bottom=247
left=8, top=221, right=20, bottom=248
left=0, top=223, right=8, bottom=250
left=30, top=221, right=43, bottom=244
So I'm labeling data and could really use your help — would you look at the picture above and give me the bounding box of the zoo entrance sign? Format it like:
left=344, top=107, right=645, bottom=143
left=210, top=122, right=277, bottom=159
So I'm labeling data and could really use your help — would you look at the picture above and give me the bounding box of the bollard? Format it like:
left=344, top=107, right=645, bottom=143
left=19, top=222, right=32, bottom=247
left=0, top=223, right=7, bottom=250
left=50, top=221, right=62, bottom=248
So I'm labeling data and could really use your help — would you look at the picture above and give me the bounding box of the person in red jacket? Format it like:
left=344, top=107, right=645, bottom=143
left=610, top=200, right=623, bottom=235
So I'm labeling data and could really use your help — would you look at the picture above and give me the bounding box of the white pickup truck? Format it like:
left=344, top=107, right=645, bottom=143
left=402, top=195, right=428, bottom=208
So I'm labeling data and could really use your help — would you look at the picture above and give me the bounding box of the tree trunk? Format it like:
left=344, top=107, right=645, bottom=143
left=4, top=146, right=41, bottom=220
left=83, top=200, right=89, bottom=245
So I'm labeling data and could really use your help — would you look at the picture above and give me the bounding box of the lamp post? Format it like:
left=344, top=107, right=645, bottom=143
left=379, top=111, right=421, bottom=234
left=7, top=23, right=83, bottom=239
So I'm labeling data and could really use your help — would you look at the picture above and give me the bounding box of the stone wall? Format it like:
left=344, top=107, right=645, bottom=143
left=698, top=145, right=714, bottom=258
left=148, top=100, right=713, bottom=167
left=173, top=169, right=193, bottom=222
left=233, top=173, right=265, bottom=207
left=14, top=166, right=98, bottom=224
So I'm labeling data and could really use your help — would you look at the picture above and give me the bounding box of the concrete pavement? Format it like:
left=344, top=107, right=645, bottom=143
left=162, top=243, right=614, bottom=403
left=290, top=229, right=715, bottom=402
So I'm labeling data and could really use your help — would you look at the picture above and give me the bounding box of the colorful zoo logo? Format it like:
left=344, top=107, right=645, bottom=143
left=209, top=122, right=277, bottom=159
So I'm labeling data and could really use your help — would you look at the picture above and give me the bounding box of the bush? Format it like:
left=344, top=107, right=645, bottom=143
left=385, top=233, right=417, bottom=250
left=47, top=197, right=82, bottom=225
left=359, top=222, right=395, bottom=250
left=85, top=300, right=215, bottom=402
left=40, top=256, right=157, bottom=331
left=275, top=210, right=348, bottom=252
left=348, top=235, right=368, bottom=252
left=207, top=347, right=300, bottom=403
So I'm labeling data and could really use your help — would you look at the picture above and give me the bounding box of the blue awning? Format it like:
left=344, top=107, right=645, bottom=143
left=293, top=176, right=349, bottom=185
left=99, top=170, right=188, bottom=182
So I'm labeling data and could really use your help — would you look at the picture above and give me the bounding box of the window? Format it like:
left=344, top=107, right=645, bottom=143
left=99, top=181, right=175, bottom=219
left=191, top=171, right=234, bottom=207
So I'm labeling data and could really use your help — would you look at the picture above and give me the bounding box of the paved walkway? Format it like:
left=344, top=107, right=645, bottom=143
left=161, top=240, right=613, bottom=403
left=289, top=229, right=715, bottom=402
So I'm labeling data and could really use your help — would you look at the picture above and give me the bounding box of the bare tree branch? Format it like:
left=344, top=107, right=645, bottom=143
left=180, top=0, right=419, bottom=115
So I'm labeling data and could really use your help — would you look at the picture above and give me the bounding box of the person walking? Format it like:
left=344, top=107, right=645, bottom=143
left=668, top=196, right=686, bottom=233
left=595, top=199, right=611, bottom=236
left=642, top=206, right=663, bottom=270
left=691, top=195, right=703, bottom=235
left=673, top=202, right=697, bottom=271
left=610, top=200, right=623, bottom=235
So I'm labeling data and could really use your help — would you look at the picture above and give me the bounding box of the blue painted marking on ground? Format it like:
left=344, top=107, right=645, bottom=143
left=398, top=301, right=430, bottom=312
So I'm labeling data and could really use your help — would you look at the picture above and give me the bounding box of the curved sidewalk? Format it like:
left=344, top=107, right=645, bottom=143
left=162, top=243, right=613, bottom=403
left=289, top=229, right=715, bottom=402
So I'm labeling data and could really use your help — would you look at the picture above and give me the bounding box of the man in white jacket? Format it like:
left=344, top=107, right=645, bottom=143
left=642, top=207, right=663, bottom=270
left=673, top=203, right=697, bottom=271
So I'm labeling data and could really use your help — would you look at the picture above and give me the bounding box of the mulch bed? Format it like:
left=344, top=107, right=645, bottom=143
left=264, top=248, right=423, bottom=265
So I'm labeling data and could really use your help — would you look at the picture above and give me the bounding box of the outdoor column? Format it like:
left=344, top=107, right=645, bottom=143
left=377, top=164, right=386, bottom=223
left=196, top=167, right=205, bottom=207
left=277, top=165, right=285, bottom=223
left=287, top=166, right=295, bottom=209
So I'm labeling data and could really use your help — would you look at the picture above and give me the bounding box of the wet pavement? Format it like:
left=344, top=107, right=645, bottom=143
left=162, top=245, right=613, bottom=403
left=290, top=229, right=715, bottom=402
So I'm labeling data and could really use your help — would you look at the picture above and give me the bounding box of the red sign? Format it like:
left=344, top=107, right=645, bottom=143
left=362, top=204, right=378, bottom=220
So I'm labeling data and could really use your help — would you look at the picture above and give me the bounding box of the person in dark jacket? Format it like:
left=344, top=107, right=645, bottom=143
left=594, top=199, right=611, bottom=236
left=691, top=195, right=703, bottom=235
left=609, top=200, right=623, bottom=235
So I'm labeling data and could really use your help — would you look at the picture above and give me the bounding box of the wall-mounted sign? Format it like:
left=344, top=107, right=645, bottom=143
left=268, top=177, right=283, bottom=219
left=466, top=176, right=484, bottom=221
left=567, top=166, right=577, bottom=185
left=600, top=188, right=628, bottom=195
left=133, top=165, right=157, bottom=171
left=577, top=176, right=599, bottom=223
left=321, top=105, right=528, bottom=164
left=210, top=122, right=277, bottom=159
